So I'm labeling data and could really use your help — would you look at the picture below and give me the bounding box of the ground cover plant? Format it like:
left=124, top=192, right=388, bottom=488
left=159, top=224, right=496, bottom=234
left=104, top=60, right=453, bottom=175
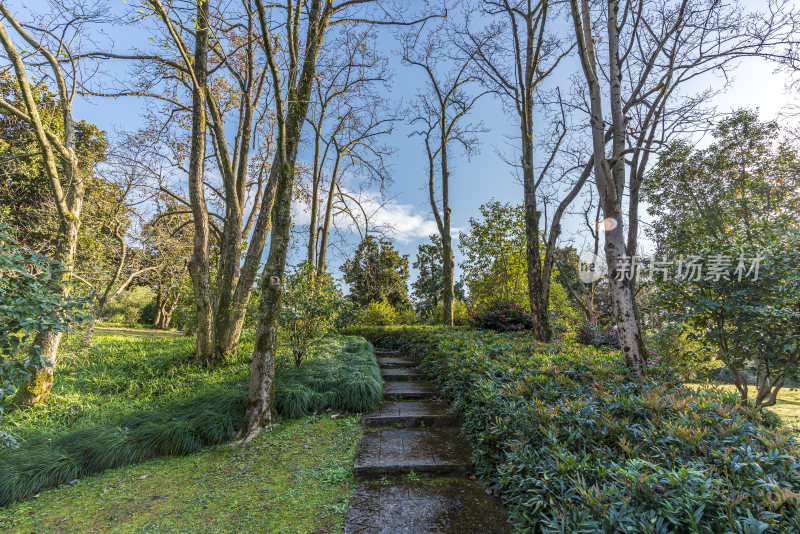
left=352, top=326, right=800, bottom=533
left=0, top=414, right=361, bottom=533
left=0, top=329, right=380, bottom=506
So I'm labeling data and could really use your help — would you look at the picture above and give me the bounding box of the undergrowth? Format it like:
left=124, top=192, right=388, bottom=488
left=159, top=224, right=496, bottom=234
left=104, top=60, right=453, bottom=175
left=0, top=329, right=380, bottom=506
left=353, top=326, right=800, bottom=533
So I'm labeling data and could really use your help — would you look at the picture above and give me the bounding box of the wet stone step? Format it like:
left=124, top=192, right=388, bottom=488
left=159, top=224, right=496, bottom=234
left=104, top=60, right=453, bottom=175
left=360, top=401, right=458, bottom=429
left=344, top=480, right=511, bottom=534
left=380, top=368, right=425, bottom=381
left=383, top=381, right=439, bottom=400
left=353, top=428, right=472, bottom=481
left=376, top=356, right=417, bottom=368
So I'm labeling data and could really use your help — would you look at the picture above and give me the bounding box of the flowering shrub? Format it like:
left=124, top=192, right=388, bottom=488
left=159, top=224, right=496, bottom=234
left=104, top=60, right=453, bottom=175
left=469, top=302, right=532, bottom=332
left=351, top=326, right=800, bottom=533
left=575, top=322, right=621, bottom=348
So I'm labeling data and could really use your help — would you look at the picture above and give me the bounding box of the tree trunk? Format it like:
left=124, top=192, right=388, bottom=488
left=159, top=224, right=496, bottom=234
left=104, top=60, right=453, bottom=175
left=14, top=218, right=80, bottom=406
left=244, top=161, right=294, bottom=437
left=186, top=0, right=215, bottom=364
left=521, top=111, right=551, bottom=342
left=316, top=151, right=341, bottom=276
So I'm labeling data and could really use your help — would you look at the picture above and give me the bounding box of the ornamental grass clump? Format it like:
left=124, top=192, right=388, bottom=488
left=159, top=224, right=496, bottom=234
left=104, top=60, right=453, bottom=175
left=352, top=325, right=800, bottom=533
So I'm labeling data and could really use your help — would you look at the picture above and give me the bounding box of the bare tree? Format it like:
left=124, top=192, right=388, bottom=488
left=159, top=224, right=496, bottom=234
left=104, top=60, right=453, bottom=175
left=568, top=0, right=798, bottom=378
left=241, top=0, right=436, bottom=443
left=404, top=24, right=485, bottom=326
left=304, top=29, right=393, bottom=276
left=462, top=0, right=579, bottom=341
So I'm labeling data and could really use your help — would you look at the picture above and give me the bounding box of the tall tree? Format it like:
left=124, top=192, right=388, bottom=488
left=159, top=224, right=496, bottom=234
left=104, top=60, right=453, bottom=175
left=568, top=0, right=797, bottom=378
left=0, top=2, right=107, bottom=404
left=241, top=0, right=435, bottom=441
left=463, top=0, right=583, bottom=341
left=405, top=20, right=484, bottom=326
left=341, top=236, right=411, bottom=309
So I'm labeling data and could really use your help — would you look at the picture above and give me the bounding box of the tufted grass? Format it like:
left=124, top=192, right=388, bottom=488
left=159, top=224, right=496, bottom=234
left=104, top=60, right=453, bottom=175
left=0, top=328, right=380, bottom=507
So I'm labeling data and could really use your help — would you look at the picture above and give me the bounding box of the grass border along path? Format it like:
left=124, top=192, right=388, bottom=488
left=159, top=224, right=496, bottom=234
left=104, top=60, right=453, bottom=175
left=0, top=335, right=382, bottom=507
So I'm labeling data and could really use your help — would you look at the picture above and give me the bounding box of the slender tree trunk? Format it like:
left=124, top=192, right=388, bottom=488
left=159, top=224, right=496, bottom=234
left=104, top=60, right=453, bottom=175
left=186, top=0, right=215, bottom=364
left=571, top=0, right=646, bottom=377
left=521, top=113, right=551, bottom=342
left=316, top=151, right=341, bottom=276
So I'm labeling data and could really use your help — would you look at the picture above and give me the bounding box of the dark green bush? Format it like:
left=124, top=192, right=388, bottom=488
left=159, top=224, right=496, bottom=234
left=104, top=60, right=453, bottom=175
left=352, top=326, right=800, bottom=533
left=0, top=335, right=380, bottom=506
left=469, top=302, right=532, bottom=332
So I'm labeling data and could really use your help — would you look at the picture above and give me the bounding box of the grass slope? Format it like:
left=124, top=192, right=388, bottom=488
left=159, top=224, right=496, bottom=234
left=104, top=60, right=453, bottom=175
left=0, top=415, right=361, bottom=533
left=0, top=329, right=380, bottom=507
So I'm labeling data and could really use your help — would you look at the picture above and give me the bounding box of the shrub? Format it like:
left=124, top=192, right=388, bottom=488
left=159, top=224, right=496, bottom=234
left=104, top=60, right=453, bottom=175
left=0, top=226, right=89, bottom=437
left=429, top=299, right=470, bottom=326
left=103, top=286, right=153, bottom=326
left=275, top=336, right=382, bottom=417
left=649, top=327, right=716, bottom=381
left=575, top=322, right=621, bottom=348
left=280, top=264, right=348, bottom=367
left=356, top=300, right=397, bottom=326
left=351, top=326, right=800, bottom=533
left=469, top=302, right=532, bottom=332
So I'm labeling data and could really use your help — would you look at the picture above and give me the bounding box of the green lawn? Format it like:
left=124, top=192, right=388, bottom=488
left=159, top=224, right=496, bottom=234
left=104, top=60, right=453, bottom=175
left=0, top=415, right=361, bottom=533
left=0, top=327, right=372, bottom=531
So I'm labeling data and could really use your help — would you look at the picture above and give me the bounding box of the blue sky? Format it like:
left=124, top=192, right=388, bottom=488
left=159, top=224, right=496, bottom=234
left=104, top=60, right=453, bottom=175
left=17, top=0, right=800, bottom=288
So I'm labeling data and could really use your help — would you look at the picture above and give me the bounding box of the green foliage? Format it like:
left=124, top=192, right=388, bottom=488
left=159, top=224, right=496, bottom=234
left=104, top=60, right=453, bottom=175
left=341, top=236, right=411, bottom=309
left=103, top=286, right=154, bottom=326
left=411, top=235, right=465, bottom=314
left=352, top=326, right=800, bottom=533
left=469, top=302, right=532, bottom=332
left=575, top=323, right=621, bottom=349
left=0, top=73, right=108, bottom=253
left=275, top=336, right=382, bottom=417
left=0, top=227, right=89, bottom=433
left=647, top=110, right=800, bottom=407
left=459, top=201, right=528, bottom=308
left=430, top=299, right=469, bottom=326
left=649, top=328, right=715, bottom=381
left=0, top=330, right=378, bottom=506
left=281, top=263, right=349, bottom=367
left=356, top=300, right=398, bottom=326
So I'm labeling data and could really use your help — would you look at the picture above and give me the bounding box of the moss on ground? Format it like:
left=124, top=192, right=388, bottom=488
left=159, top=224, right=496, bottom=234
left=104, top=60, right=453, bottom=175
left=0, top=415, right=361, bottom=533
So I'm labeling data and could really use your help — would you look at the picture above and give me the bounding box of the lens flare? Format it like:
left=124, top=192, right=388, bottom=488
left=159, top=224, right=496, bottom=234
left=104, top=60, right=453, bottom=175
left=596, top=217, right=618, bottom=232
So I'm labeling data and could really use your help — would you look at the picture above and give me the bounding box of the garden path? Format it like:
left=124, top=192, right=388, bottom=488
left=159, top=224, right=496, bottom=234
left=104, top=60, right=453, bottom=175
left=343, top=350, right=510, bottom=533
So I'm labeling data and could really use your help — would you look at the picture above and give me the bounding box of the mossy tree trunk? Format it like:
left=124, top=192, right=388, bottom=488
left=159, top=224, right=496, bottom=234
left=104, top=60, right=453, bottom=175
left=0, top=7, right=87, bottom=405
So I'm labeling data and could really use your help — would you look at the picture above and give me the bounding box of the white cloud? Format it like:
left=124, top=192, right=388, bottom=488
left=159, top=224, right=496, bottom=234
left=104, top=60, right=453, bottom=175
left=292, top=188, right=454, bottom=244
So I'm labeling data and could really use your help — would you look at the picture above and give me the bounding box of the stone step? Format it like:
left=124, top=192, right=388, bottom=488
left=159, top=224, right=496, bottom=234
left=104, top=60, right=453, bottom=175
left=353, top=428, right=473, bottom=481
left=380, top=368, right=424, bottom=381
left=360, top=401, right=458, bottom=429
left=374, top=349, right=403, bottom=357
left=376, top=356, right=417, bottom=368
left=345, top=480, right=511, bottom=534
left=383, top=381, right=439, bottom=400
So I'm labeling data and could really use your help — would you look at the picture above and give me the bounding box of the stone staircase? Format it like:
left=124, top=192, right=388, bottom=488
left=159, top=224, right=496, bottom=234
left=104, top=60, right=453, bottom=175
left=344, top=349, right=510, bottom=533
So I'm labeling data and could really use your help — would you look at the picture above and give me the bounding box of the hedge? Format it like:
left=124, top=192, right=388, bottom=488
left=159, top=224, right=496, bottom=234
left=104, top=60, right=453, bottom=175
left=351, top=325, right=800, bottom=533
